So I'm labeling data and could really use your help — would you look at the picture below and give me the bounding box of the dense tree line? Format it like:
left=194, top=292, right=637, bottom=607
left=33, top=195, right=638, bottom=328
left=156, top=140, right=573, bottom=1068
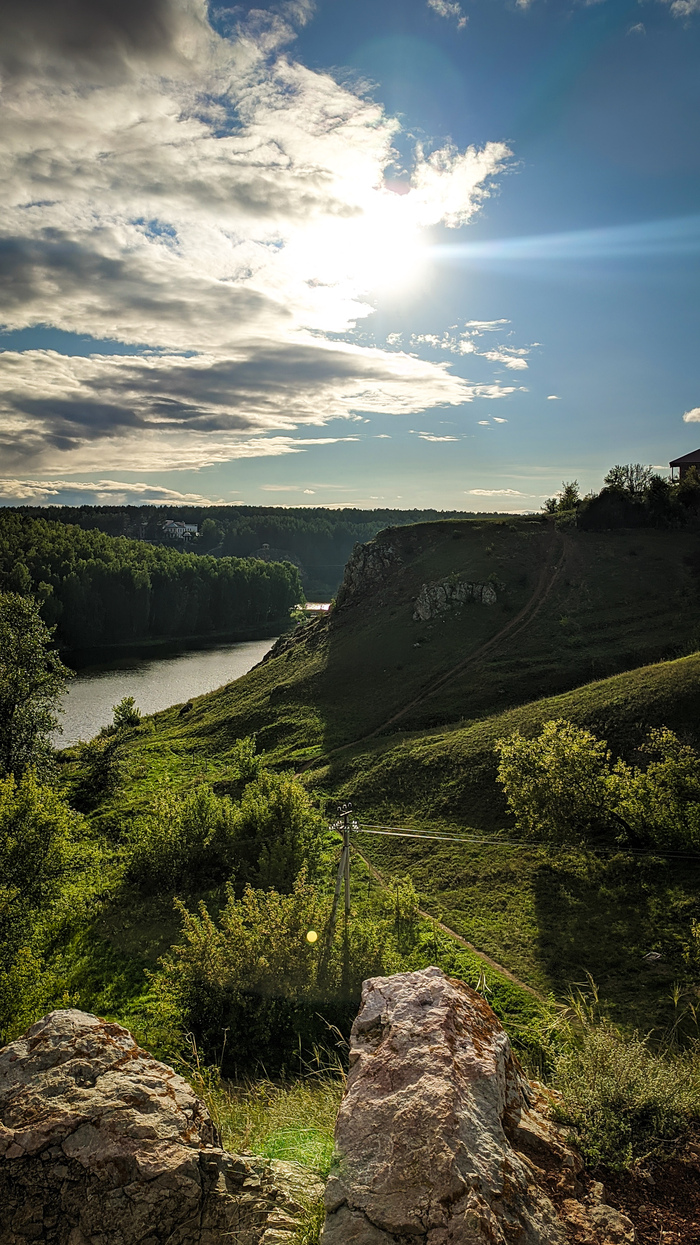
left=10, top=504, right=481, bottom=596
left=0, top=513, right=303, bottom=649
left=543, top=464, right=700, bottom=530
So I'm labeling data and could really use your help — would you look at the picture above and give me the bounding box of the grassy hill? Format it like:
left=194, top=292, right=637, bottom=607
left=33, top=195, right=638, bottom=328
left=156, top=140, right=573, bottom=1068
left=94, top=515, right=700, bottom=769
left=60, top=515, right=700, bottom=1036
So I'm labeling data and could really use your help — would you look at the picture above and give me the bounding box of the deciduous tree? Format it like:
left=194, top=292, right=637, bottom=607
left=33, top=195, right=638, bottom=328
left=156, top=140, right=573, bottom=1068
left=0, top=592, right=70, bottom=779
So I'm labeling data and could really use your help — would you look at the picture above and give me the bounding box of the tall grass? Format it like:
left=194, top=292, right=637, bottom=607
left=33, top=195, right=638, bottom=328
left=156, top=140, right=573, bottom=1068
left=188, top=1053, right=344, bottom=1178
left=185, top=1054, right=343, bottom=1245
left=551, top=982, right=700, bottom=1170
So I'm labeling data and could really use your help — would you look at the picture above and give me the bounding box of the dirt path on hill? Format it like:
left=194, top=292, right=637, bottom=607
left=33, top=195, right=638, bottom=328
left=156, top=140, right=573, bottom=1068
left=363, top=532, right=567, bottom=740
left=353, top=845, right=545, bottom=1000
left=301, top=531, right=567, bottom=771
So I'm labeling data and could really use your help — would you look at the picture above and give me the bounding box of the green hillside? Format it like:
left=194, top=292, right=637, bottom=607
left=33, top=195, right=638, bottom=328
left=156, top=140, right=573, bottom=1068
left=103, top=515, right=700, bottom=770
left=56, top=516, right=700, bottom=1037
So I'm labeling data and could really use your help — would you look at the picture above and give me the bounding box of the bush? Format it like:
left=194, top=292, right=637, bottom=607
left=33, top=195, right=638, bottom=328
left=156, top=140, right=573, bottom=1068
left=112, top=696, right=141, bottom=731
left=232, top=769, right=331, bottom=891
left=552, top=988, right=700, bottom=1169
left=0, top=771, right=81, bottom=1039
left=495, top=719, right=700, bottom=849
left=125, top=784, right=237, bottom=893
left=125, top=765, right=330, bottom=895
left=151, top=872, right=400, bottom=1074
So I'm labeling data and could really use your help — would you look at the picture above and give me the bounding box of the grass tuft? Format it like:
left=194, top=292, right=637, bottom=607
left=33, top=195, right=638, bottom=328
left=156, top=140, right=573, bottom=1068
left=192, top=1069, right=344, bottom=1178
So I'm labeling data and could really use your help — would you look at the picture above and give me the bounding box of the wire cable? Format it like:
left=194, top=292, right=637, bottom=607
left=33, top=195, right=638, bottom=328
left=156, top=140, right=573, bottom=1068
left=354, top=822, right=700, bottom=862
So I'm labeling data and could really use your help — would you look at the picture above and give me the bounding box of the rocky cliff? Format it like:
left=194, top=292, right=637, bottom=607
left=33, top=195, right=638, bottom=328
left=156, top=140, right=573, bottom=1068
left=334, top=539, right=400, bottom=610
left=0, top=1010, right=322, bottom=1245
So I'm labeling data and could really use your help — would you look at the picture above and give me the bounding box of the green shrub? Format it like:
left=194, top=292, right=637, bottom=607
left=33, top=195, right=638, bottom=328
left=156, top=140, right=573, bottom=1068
left=112, top=696, right=141, bottom=731
left=232, top=769, right=331, bottom=891
left=552, top=988, right=700, bottom=1169
left=151, top=871, right=400, bottom=1074
left=0, top=770, right=83, bottom=1039
left=125, top=766, right=330, bottom=895
left=496, top=719, right=700, bottom=848
left=125, top=784, right=237, bottom=893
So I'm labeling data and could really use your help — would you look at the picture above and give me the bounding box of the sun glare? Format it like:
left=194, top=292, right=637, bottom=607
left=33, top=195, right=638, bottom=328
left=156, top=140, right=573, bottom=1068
left=288, top=189, right=428, bottom=297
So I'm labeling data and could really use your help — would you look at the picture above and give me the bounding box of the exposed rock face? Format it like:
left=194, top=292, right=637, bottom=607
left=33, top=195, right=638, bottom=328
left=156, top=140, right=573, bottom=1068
left=413, top=576, right=497, bottom=622
left=335, top=540, right=399, bottom=610
left=0, top=1010, right=322, bottom=1245
left=321, top=966, right=635, bottom=1245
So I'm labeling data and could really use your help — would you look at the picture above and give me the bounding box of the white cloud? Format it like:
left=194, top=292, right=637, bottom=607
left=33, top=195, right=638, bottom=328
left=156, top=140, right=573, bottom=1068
left=0, top=478, right=222, bottom=504
left=658, top=0, right=700, bottom=15
left=468, top=488, right=526, bottom=496
left=480, top=350, right=529, bottom=370
left=682, top=406, right=700, bottom=422
left=628, top=22, right=646, bottom=33
left=463, top=320, right=509, bottom=335
left=412, top=431, right=460, bottom=441
left=409, top=324, right=533, bottom=370
left=478, top=420, right=490, bottom=426
left=409, top=141, right=511, bottom=229
left=492, top=416, right=508, bottom=423
left=0, top=344, right=482, bottom=472
left=547, top=394, right=561, bottom=400
left=427, top=0, right=468, bottom=28
left=0, top=0, right=514, bottom=478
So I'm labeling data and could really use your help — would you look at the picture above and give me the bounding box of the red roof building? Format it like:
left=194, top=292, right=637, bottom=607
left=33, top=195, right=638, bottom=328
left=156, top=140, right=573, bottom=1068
left=669, top=449, right=700, bottom=481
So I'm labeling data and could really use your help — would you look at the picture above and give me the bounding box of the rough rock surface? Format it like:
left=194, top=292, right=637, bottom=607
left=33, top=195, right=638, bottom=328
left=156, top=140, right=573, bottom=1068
left=335, top=540, right=399, bottom=609
left=0, top=1010, right=322, bottom=1245
left=413, top=576, right=497, bottom=622
left=321, top=966, right=635, bottom=1245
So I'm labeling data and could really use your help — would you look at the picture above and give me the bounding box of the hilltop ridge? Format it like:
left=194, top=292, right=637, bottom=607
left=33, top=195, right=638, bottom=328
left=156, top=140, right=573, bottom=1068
left=137, top=516, right=700, bottom=771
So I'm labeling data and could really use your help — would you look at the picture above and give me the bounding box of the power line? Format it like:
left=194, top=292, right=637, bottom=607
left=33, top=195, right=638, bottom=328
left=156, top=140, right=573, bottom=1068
left=354, top=821, right=700, bottom=862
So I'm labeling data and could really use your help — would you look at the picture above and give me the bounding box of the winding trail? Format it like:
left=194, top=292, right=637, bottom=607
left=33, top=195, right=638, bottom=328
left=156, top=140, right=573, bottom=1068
left=302, top=531, right=567, bottom=771
left=353, top=845, right=545, bottom=1001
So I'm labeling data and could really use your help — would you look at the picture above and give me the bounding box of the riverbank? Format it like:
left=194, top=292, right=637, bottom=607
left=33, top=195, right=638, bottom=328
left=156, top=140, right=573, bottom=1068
left=55, top=635, right=278, bottom=747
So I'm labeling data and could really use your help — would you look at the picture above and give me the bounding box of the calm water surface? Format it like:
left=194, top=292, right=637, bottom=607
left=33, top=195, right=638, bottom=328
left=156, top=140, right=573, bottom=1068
left=55, top=636, right=276, bottom=747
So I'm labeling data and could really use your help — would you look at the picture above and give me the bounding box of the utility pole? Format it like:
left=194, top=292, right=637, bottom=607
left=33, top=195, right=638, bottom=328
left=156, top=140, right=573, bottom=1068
left=321, top=802, right=354, bottom=988
left=328, top=802, right=353, bottom=936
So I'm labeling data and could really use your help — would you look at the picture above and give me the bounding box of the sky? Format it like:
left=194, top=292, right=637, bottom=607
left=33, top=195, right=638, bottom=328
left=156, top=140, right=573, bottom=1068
left=0, top=0, right=699, bottom=512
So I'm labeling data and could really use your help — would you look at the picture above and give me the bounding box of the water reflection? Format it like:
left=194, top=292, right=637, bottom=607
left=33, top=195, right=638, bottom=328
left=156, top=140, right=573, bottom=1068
left=55, top=636, right=276, bottom=747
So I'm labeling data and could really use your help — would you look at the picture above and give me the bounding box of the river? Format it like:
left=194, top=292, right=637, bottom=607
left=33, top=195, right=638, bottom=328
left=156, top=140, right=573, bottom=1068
left=54, top=636, right=277, bottom=747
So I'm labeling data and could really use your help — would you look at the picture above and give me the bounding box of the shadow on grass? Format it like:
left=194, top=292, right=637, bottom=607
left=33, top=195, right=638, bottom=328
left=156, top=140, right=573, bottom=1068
left=532, top=851, right=700, bottom=1033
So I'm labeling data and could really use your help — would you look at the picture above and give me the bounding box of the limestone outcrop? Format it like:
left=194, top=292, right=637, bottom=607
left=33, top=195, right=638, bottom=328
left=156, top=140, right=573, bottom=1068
left=321, top=966, right=635, bottom=1244
left=335, top=540, right=399, bottom=609
left=0, top=1009, right=322, bottom=1245
left=413, top=576, right=498, bottom=622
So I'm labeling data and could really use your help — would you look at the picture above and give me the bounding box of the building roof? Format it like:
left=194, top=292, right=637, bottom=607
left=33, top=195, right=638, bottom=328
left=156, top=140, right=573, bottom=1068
left=669, top=449, right=700, bottom=467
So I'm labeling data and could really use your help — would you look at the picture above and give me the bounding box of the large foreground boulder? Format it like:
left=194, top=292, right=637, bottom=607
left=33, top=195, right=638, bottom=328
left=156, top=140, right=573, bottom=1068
left=0, top=1009, right=322, bottom=1245
left=321, top=966, right=635, bottom=1244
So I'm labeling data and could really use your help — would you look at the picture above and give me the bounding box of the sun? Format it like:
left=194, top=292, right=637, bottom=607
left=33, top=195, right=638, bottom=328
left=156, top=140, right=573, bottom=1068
left=286, top=188, right=428, bottom=297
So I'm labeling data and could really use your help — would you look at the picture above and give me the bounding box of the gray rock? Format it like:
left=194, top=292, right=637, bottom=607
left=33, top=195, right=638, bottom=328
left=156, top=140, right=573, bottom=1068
left=413, top=576, right=498, bottom=622
left=0, top=1010, right=322, bottom=1245
left=335, top=541, right=399, bottom=609
left=321, top=966, right=634, bottom=1245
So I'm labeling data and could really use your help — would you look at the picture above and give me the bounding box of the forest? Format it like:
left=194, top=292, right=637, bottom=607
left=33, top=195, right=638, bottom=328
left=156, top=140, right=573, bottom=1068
left=0, top=512, right=303, bottom=650
left=11, top=504, right=478, bottom=597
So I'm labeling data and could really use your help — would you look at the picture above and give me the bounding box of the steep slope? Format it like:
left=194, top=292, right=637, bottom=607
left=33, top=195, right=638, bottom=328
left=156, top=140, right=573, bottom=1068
left=135, top=516, right=700, bottom=768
